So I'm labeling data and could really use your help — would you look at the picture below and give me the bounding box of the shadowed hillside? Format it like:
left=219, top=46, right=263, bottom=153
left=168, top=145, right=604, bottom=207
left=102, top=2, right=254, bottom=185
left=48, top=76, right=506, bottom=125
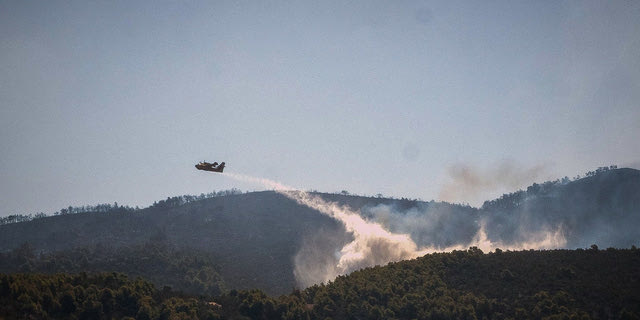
left=481, top=168, right=640, bottom=248
left=0, top=192, right=451, bottom=295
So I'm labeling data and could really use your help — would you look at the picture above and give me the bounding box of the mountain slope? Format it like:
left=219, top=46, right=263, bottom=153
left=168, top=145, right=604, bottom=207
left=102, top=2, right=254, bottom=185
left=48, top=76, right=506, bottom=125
left=0, top=192, right=453, bottom=295
left=481, top=168, right=640, bottom=248
left=303, top=247, right=640, bottom=319
left=1, top=168, right=639, bottom=295
left=3, top=248, right=639, bottom=319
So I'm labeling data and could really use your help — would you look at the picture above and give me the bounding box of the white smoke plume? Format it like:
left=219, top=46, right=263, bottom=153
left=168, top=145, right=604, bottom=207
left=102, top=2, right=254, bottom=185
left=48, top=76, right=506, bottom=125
left=224, top=173, right=427, bottom=284
left=284, top=190, right=426, bottom=285
left=419, top=222, right=566, bottom=254
left=223, top=172, right=293, bottom=191
left=224, top=172, right=425, bottom=284
left=223, top=172, right=566, bottom=288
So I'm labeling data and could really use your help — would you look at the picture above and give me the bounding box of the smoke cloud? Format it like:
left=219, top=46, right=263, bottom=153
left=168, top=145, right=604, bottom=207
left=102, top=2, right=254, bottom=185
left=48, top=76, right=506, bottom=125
left=285, top=190, right=426, bottom=286
left=439, top=161, right=549, bottom=206
left=363, top=202, right=566, bottom=252
left=223, top=172, right=566, bottom=288
left=225, top=173, right=427, bottom=285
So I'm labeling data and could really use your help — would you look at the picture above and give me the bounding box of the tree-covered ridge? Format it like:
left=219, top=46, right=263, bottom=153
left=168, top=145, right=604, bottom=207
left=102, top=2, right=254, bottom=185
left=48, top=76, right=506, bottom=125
left=479, top=167, right=640, bottom=248
left=3, top=248, right=639, bottom=319
left=1, top=167, right=639, bottom=296
left=1, top=165, right=621, bottom=226
left=302, top=247, right=640, bottom=320
left=0, top=189, right=247, bottom=226
left=481, top=165, right=619, bottom=210
left=0, top=240, right=226, bottom=297
left=0, top=272, right=311, bottom=320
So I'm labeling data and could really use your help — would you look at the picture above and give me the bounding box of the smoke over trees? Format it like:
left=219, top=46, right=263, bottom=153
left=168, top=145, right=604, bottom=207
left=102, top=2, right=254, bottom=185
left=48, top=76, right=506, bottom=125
left=289, top=167, right=639, bottom=287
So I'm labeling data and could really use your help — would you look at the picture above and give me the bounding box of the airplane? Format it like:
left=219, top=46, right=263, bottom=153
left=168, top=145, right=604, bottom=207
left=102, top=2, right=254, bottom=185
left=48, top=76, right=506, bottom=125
left=195, top=161, right=225, bottom=173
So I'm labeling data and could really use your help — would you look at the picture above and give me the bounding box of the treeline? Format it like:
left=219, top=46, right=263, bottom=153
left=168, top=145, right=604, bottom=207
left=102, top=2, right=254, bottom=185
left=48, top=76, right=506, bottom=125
left=332, top=189, right=427, bottom=203
left=0, top=240, right=226, bottom=297
left=0, top=189, right=245, bottom=226
left=2, top=166, right=624, bottom=226
left=0, top=187, right=428, bottom=226
left=585, top=165, right=618, bottom=177
left=0, top=213, right=46, bottom=225
left=150, top=188, right=244, bottom=209
left=0, top=204, right=135, bottom=226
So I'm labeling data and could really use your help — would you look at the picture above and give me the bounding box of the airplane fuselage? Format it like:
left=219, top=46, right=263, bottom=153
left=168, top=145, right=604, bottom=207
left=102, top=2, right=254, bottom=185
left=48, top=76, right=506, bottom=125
left=196, top=163, right=225, bottom=173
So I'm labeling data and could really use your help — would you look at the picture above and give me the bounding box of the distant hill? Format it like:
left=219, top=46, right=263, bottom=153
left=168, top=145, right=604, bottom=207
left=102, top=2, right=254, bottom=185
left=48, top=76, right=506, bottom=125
left=481, top=167, right=640, bottom=248
left=357, top=167, right=640, bottom=251
left=1, top=168, right=639, bottom=295
left=0, top=241, right=227, bottom=297
left=0, top=192, right=457, bottom=295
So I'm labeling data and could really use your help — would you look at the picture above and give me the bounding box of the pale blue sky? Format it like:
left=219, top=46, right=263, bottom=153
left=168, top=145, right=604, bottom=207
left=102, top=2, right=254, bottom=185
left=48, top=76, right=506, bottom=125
left=1, top=1, right=639, bottom=215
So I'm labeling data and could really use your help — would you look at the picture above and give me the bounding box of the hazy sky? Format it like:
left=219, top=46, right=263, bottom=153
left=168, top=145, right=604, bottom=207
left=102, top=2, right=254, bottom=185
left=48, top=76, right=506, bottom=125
left=1, top=1, right=639, bottom=216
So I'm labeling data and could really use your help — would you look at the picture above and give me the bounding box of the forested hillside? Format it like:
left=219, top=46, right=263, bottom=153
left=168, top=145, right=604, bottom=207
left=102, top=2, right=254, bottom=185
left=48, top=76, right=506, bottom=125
left=0, top=191, right=448, bottom=295
left=1, top=168, right=639, bottom=296
left=481, top=167, right=640, bottom=248
left=0, top=240, right=226, bottom=297
left=0, top=273, right=226, bottom=320
left=2, top=248, right=639, bottom=319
